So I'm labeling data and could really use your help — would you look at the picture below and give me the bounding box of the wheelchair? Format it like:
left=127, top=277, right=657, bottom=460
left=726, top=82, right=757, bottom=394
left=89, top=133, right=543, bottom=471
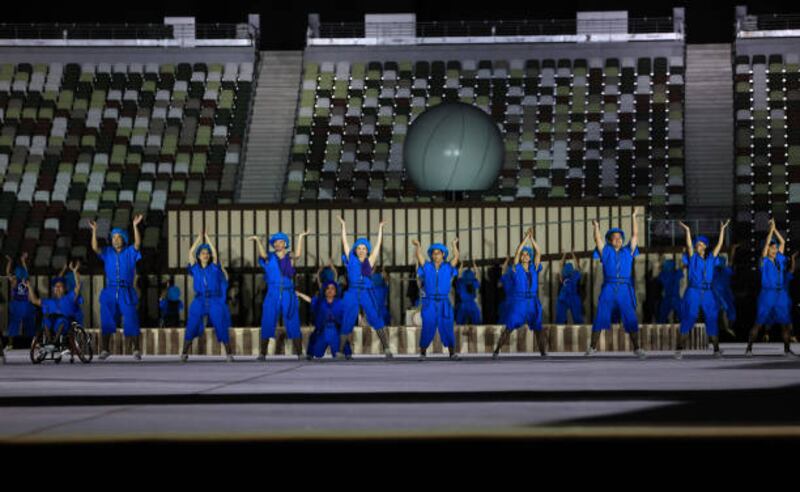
left=30, top=313, right=94, bottom=364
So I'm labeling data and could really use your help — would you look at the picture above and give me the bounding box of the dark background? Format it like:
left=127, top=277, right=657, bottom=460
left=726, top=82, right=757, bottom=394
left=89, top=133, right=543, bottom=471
left=2, top=1, right=798, bottom=49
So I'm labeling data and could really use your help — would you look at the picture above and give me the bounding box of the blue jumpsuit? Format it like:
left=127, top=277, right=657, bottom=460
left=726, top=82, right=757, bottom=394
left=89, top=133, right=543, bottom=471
left=680, top=253, right=719, bottom=337
left=755, top=253, right=792, bottom=326
left=340, top=253, right=385, bottom=335
left=455, top=271, right=482, bottom=324
left=185, top=262, right=231, bottom=343
left=371, top=273, right=392, bottom=326
left=656, top=263, right=683, bottom=323
left=64, top=271, right=84, bottom=326
left=41, top=292, right=78, bottom=335
left=97, top=246, right=141, bottom=336
left=506, top=263, right=544, bottom=331
left=418, top=261, right=457, bottom=349
left=593, top=244, right=640, bottom=333
left=712, top=259, right=736, bottom=322
left=8, top=281, right=36, bottom=337
left=259, top=253, right=301, bottom=340
left=498, top=266, right=515, bottom=325
left=306, top=296, right=353, bottom=358
left=555, top=266, right=583, bottom=324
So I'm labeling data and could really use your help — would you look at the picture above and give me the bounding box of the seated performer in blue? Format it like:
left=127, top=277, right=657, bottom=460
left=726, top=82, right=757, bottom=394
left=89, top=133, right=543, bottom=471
left=90, top=214, right=144, bottom=361
left=585, top=208, right=646, bottom=358
left=181, top=230, right=234, bottom=362
left=336, top=216, right=393, bottom=359
left=493, top=228, right=546, bottom=358
left=746, top=219, right=797, bottom=357
left=25, top=261, right=82, bottom=361
left=296, top=282, right=352, bottom=360
left=249, top=229, right=310, bottom=361
left=674, top=220, right=730, bottom=359
left=656, top=257, right=683, bottom=323
left=712, top=244, right=738, bottom=338
left=411, top=237, right=461, bottom=361
left=4, top=252, right=37, bottom=345
left=455, top=259, right=482, bottom=326
left=555, top=251, right=583, bottom=324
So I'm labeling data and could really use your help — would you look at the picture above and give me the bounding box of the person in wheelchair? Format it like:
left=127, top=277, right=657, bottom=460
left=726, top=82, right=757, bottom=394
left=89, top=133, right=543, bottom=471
left=25, top=262, right=82, bottom=359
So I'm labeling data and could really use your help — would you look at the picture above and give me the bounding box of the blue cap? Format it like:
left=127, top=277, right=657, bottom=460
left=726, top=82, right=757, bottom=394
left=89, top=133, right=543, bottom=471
left=51, top=276, right=67, bottom=288
left=195, top=243, right=212, bottom=260
left=605, top=228, right=625, bottom=243
left=427, top=243, right=449, bottom=260
left=352, top=237, right=372, bottom=255
left=663, top=259, right=675, bottom=270
left=269, top=232, right=290, bottom=249
left=167, top=285, right=181, bottom=301
left=562, top=263, right=574, bottom=276
left=110, top=228, right=129, bottom=245
left=521, top=246, right=534, bottom=260
left=462, top=269, right=476, bottom=280
left=13, top=266, right=28, bottom=281
left=321, top=280, right=339, bottom=293
left=695, top=236, right=710, bottom=248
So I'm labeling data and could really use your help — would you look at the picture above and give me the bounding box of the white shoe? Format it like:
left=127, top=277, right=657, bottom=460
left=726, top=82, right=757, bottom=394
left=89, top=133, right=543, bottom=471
left=634, top=349, right=647, bottom=359
left=99, top=350, right=111, bottom=361
left=673, top=351, right=683, bottom=360
left=384, top=350, right=394, bottom=360
left=226, top=354, right=234, bottom=363
left=449, top=353, right=461, bottom=361
left=418, top=353, right=426, bottom=361
left=256, top=354, right=266, bottom=362
left=133, top=350, right=142, bottom=361
left=713, top=350, right=724, bottom=359
left=335, top=352, right=346, bottom=360
left=180, top=353, right=189, bottom=363
left=744, top=349, right=753, bottom=358
left=491, top=352, right=500, bottom=360
left=584, top=347, right=596, bottom=357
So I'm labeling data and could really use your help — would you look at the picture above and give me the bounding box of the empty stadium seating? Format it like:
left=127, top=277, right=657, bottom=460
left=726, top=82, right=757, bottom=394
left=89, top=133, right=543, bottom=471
left=287, top=55, right=685, bottom=219
left=0, top=61, right=253, bottom=268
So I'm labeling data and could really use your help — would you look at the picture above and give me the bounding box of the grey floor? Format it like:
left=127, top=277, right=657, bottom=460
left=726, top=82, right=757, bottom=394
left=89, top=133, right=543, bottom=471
left=1, top=343, right=799, bottom=443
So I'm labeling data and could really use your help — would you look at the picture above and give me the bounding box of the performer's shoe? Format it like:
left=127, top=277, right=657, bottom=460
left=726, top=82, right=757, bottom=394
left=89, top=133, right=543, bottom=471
left=784, top=349, right=798, bottom=358
left=345, top=353, right=353, bottom=360
left=634, top=349, right=647, bottom=359
left=744, top=349, right=753, bottom=358
left=98, top=350, right=111, bottom=361
left=449, top=353, right=461, bottom=361
left=491, top=351, right=500, bottom=360
left=180, top=353, right=188, bottom=363
left=296, top=353, right=304, bottom=361
left=713, top=350, right=724, bottom=359
left=539, top=352, right=548, bottom=358
left=335, top=352, right=346, bottom=361
left=418, top=352, right=426, bottom=361
left=384, top=349, right=394, bottom=360
left=673, top=350, right=683, bottom=360
left=584, top=347, right=596, bottom=357
left=226, top=354, right=234, bottom=363
left=133, top=350, right=142, bottom=361
left=305, top=354, right=313, bottom=361
left=256, top=354, right=266, bottom=362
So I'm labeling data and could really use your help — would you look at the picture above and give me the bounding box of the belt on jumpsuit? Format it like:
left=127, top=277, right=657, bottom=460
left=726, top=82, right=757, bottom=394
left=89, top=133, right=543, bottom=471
left=688, top=283, right=712, bottom=290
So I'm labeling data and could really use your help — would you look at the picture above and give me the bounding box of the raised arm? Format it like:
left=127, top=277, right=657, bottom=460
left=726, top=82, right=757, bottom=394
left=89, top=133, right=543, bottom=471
left=630, top=207, right=640, bottom=253
left=773, top=222, right=786, bottom=254
left=592, top=219, right=604, bottom=254
left=411, top=239, right=425, bottom=267
left=449, top=237, right=460, bottom=268
left=368, top=220, right=387, bottom=267
left=295, top=291, right=312, bottom=304
left=132, top=214, right=143, bottom=251
left=712, top=220, right=730, bottom=258
left=220, top=263, right=229, bottom=282
left=88, top=220, right=101, bottom=255
left=678, top=221, right=693, bottom=258
left=570, top=251, right=581, bottom=273
left=762, top=220, right=776, bottom=258
left=247, top=235, right=268, bottom=259
left=513, top=229, right=531, bottom=265
left=69, top=261, right=82, bottom=296
left=337, top=216, right=351, bottom=258
left=204, top=231, right=220, bottom=265
left=188, top=230, right=203, bottom=266
left=528, top=228, right=542, bottom=269
left=294, top=230, right=311, bottom=264
left=25, top=281, right=41, bottom=307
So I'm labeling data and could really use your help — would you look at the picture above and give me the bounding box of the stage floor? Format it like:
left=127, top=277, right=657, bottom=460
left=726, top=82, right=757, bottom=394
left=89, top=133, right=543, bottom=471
left=1, top=343, right=799, bottom=443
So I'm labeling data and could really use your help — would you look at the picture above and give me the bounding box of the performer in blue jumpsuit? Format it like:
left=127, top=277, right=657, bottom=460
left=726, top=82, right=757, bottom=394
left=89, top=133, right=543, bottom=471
left=58, top=260, right=85, bottom=327
left=90, top=214, right=144, bottom=361
left=315, top=258, right=340, bottom=298
left=746, top=219, right=797, bottom=357
left=493, top=227, right=547, bottom=358
left=5, top=252, right=36, bottom=341
left=585, top=208, right=646, bottom=358
left=455, top=259, right=482, bottom=325
left=412, top=238, right=461, bottom=360
left=497, top=257, right=515, bottom=325
left=25, top=261, right=82, bottom=362
left=656, top=258, right=683, bottom=323
left=712, top=244, right=738, bottom=338
left=336, top=216, right=393, bottom=359
left=674, top=220, right=730, bottom=359
left=296, top=282, right=353, bottom=359
left=249, top=229, right=310, bottom=361
left=555, top=252, right=584, bottom=324
left=371, top=268, right=392, bottom=326
left=181, top=230, right=234, bottom=362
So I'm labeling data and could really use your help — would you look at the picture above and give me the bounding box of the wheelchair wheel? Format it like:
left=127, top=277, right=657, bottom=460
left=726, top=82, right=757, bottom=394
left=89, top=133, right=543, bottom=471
left=69, top=325, right=93, bottom=363
left=29, top=332, right=47, bottom=364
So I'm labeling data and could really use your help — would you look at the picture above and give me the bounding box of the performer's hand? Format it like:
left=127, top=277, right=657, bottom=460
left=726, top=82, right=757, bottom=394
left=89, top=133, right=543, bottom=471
left=527, top=227, right=534, bottom=238
left=592, top=219, right=600, bottom=229
left=411, top=239, right=420, bottom=247
left=88, top=220, right=97, bottom=231
left=678, top=221, right=690, bottom=231
left=379, top=219, right=388, bottom=228
left=336, top=215, right=346, bottom=226
left=720, top=219, right=730, bottom=229
left=132, top=214, right=144, bottom=226
left=246, top=235, right=260, bottom=242
left=452, top=237, right=459, bottom=247
left=632, top=207, right=641, bottom=218
left=300, top=229, right=311, bottom=236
